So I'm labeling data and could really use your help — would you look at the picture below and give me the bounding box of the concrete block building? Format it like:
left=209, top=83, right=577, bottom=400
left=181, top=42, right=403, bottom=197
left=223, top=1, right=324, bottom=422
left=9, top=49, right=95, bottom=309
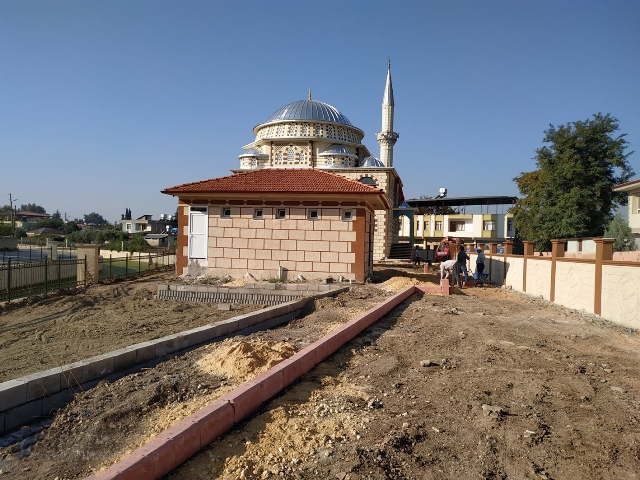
left=162, top=169, right=389, bottom=282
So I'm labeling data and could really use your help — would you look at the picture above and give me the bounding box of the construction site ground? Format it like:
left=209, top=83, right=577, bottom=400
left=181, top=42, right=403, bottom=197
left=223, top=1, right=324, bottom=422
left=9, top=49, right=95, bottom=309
left=0, top=265, right=639, bottom=479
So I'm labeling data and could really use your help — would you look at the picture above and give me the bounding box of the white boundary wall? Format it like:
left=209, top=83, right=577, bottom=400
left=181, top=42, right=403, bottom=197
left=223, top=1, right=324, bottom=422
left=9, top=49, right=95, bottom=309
left=554, top=261, right=595, bottom=312
left=601, top=264, right=640, bottom=330
left=471, top=246, right=640, bottom=330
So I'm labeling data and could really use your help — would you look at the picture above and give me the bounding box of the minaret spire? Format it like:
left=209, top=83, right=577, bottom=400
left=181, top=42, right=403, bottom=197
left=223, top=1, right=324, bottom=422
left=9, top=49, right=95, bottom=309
left=377, top=59, right=399, bottom=167
left=308, top=88, right=312, bottom=101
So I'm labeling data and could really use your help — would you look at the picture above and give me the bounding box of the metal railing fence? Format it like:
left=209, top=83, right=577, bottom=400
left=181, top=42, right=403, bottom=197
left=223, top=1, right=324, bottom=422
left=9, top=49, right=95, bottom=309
left=98, top=251, right=175, bottom=281
left=1, top=245, right=77, bottom=264
left=0, top=257, right=86, bottom=303
left=1, top=252, right=175, bottom=303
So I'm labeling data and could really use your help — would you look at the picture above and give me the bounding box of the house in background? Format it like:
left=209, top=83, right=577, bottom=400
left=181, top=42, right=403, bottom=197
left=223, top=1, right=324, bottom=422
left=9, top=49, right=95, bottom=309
left=0, top=211, right=50, bottom=233
left=398, top=196, right=517, bottom=256
left=143, top=233, right=175, bottom=248
left=119, top=214, right=177, bottom=235
left=613, top=179, right=640, bottom=248
left=162, top=168, right=389, bottom=282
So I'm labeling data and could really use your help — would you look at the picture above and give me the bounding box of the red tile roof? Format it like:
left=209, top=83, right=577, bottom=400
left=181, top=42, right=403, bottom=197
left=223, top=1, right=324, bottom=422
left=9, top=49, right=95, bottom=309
left=162, top=168, right=386, bottom=195
left=613, top=178, right=640, bottom=190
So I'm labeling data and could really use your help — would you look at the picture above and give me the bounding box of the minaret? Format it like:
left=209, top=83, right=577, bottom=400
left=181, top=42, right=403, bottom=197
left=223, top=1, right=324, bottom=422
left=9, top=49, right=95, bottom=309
left=376, top=59, right=399, bottom=167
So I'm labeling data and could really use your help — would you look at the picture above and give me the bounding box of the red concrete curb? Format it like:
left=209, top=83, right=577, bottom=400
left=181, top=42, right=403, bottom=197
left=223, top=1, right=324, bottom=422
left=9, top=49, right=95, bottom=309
left=84, top=284, right=433, bottom=480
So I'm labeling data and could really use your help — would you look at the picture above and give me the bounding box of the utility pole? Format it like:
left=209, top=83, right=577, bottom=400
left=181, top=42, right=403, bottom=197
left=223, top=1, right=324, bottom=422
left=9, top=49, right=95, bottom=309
left=9, top=193, right=18, bottom=236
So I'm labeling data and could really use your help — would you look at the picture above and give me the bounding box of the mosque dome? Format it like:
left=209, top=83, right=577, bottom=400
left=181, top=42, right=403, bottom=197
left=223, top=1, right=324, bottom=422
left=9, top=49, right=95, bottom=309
left=238, top=147, right=269, bottom=158
left=318, top=144, right=358, bottom=158
left=263, top=99, right=353, bottom=126
left=359, top=156, right=385, bottom=167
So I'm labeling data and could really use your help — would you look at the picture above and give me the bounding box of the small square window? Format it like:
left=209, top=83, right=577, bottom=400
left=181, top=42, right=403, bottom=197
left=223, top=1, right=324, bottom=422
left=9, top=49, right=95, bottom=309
left=276, top=208, right=286, bottom=220
left=221, top=208, right=231, bottom=218
left=253, top=208, right=264, bottom=219
left=341, top=209, right=353, bottom=221
left=308, top=209, right=319, bottom=220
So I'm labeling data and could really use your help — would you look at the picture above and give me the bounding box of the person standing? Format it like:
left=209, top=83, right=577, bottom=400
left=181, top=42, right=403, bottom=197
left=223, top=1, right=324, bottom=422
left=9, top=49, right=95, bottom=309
left=414, top=247, right=422, bottom=267
left=475, top=248, right=486, bottom=281
left=456, top=245, right=470, bottom=286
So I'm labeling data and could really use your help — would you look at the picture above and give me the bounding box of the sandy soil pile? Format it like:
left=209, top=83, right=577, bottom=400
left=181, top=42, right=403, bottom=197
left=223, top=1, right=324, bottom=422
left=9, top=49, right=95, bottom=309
left=1, top=266, right=639, bottom=479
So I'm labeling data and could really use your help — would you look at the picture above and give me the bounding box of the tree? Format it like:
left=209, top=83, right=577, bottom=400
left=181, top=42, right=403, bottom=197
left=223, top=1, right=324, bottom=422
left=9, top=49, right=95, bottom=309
left=20, top=203, right=47, bottom=214
left=83, top=212, right=108, bottom=225
left=416, top=195, right=457, bottom=215
left=604, top=213, right=637, bottom=252
left=35, top=218, right=64, bottom=230
left=62, top=221, right=81, bottom=235
left=511, top=113, right=634, bottom=251
left=52, top=210, right=62, bottom=220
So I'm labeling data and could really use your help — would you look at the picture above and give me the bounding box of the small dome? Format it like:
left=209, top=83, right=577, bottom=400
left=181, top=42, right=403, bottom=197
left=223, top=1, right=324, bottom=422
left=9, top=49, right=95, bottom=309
left=264, top=100, right=353, bottom=126
left=318, top=144, right=357, bottom=158
left=360, top=156, right=385, bottom=167
left=238, top=147, right=269, bottom=158
left=397, top=201, right=411, bottom=208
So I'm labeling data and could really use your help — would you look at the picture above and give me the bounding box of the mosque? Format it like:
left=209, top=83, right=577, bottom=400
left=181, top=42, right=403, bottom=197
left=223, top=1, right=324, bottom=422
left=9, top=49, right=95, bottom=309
left=162, top=62, right=408, bottom=282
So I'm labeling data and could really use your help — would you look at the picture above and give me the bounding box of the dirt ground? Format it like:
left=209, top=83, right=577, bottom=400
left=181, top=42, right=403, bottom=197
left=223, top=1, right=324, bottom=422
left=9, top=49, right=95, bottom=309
left=1, top=265, right=640, bottom=479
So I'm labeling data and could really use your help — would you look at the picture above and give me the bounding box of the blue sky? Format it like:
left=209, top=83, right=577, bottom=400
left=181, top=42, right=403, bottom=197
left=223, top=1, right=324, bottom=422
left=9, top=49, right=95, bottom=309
left=1, top=0, right=639, bottom=223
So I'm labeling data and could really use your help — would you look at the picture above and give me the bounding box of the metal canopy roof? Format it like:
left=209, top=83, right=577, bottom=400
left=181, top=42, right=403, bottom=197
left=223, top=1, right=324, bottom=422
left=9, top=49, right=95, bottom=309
left=406, top=196, right=518, bottom=208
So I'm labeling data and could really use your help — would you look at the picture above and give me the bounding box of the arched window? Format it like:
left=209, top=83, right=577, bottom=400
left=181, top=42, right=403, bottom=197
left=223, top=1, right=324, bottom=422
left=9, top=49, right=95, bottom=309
left=251, top=158, right=258, bottom=168
left=327, top=126, right=335, bottom=138
left=277, top=124, right=285, bottom=136
left=314, top=124, right=322, bottom=136
left=299, top=151, right=307, bottom=163
left=326, top=158, right=334, bottom=166
left=276, top=151, right=284, bottom=164
left=287, top=147, right=295, bottom=163
left=359, top=177, right=376, bottom=186
left=288, top=123, right=297, bottom=136
left=301, top=123, right=309, bottom=136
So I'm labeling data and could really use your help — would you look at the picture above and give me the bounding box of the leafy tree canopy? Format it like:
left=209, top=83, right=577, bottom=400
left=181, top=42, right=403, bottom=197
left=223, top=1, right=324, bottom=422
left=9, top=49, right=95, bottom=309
left=20, top=203, right=47, bottom=214
left=0, top=224, right=12, bottom=236
left=62, top=221, right=81, bottom=235
left=83, top=212, right=109, bottom=225
left=604, top=212, right=637, bottom=252
left=416, top=196, right=457, bottom=215
left=66, top=224, right=121, bottom=244
left=35, top=218, right=64, bottom=230
left=52, top=210, right=62, bottom=220
left=511, top=113, right=634, bottom=251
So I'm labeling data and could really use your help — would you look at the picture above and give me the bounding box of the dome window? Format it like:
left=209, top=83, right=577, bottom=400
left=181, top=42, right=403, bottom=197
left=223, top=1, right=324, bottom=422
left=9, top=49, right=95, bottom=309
left=314, top=124, right=322, bottom=136
left=287, top=147, right=296, bottom=164
left=288, top=123, right=297, bottom=135
left=359, top=177, right=376, bottom=186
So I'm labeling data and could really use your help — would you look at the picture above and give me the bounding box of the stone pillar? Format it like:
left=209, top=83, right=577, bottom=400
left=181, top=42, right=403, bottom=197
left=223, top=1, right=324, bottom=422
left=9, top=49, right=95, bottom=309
left=522, top=241, right=535, bottom=292
left=504, top=240, right=514, bottom=255
left=46, top=240, right=59, bottom=259
left=550, top=239, right=567, bottom=302
left=76, top=244, right=100, bottom=285
left=594, top=238, right=614, bottom=315
left=522, top=241, right=534, bottom=257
